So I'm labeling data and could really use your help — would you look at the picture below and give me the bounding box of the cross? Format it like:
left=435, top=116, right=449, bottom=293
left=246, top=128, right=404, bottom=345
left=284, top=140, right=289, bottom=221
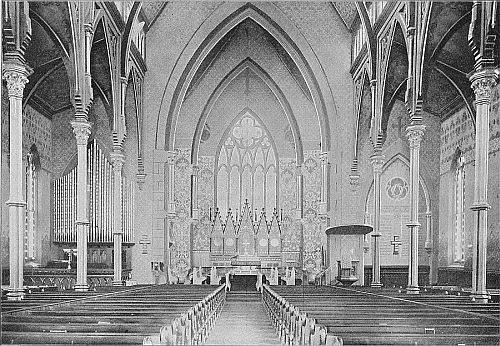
left=391, top=235, right=402, bottom=255
left=139, top=235, right=151, bottom=254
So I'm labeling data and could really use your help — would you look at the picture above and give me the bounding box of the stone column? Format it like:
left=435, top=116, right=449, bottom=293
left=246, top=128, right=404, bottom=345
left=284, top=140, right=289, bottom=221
left=296, top=164, right=303, bottom=220
left=424, top=211, right=433, bottom=286
left=165, top=151, right=176, bottom=276
left=3, top=64, right=29, bottom=300
left=370, top=153, right=384, bottom=288
left=71, top=120, right=92, bottom=292
left=319, top=152, right=329, bottom=215
left=191, top=165, right=199, bottom=220
left=469, top=69, right=498, bottom=303
left=110, top=150, right=125, bottom=286
left=406, top=124, right=425, bottom=294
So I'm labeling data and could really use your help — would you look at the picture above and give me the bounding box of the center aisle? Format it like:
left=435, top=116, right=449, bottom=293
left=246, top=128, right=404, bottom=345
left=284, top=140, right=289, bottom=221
left=204, top=291, right=281, bottom=345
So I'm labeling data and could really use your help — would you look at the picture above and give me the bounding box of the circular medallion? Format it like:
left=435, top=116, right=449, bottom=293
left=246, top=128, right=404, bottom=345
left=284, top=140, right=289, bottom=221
left=225, top=238, right=234, bottom=247
left=213, top=238, right=221, bottom=247
left=259, top=238, right=267, bottom=247
left=386, top=177, right=408, bottom=200
left=270, top=238, right=280, bottom=247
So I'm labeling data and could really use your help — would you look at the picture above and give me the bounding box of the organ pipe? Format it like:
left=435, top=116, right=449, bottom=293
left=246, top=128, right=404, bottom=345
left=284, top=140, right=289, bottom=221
left=53, top=140, right=135, bottom=244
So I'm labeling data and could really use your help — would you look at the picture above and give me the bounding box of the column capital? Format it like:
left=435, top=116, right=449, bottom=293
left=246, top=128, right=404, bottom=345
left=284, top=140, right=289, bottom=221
left=406, top=124, right=426, bottom=149
left=349, top=174, right=360, bottom=191
left=166, top=151, right=176, bottom=165
left=71, top=120, right=92, bottom=145
left=2, top=65, right=30, bottom=98
left=110, top=151, right=125, bottom=171
left=295, top=164, right=303, bottom=176
left=191, top=165, right=200, bottom=175
left=319, top=152, right=329, bottom=165
left=469, top=69, right=498, bottom=103
left=370, top=154, right=385, bottom=173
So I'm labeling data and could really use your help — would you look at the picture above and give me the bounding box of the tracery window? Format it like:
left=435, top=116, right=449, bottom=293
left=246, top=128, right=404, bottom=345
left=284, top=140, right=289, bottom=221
left=216, top=111, right=278, bottom=218
left=453, top=153, right=465, bottom=264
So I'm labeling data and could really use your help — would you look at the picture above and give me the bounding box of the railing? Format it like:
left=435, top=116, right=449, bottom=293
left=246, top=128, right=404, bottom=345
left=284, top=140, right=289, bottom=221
left=23, top=269, right=131, bottom=290
left=143, top=285, right=226, bottom=345
left=262, top=285, right=343, bottom=346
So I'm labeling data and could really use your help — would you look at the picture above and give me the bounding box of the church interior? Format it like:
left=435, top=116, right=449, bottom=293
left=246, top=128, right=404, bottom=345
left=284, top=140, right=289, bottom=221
left=1, top=1, right=499, bottom=345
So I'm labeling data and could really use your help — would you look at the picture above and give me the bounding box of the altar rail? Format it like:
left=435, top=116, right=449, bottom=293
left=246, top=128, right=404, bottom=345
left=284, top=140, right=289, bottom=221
left=23, top=269, right=131, bottom=290
left=262, top=285, right=343, bottom=346
left=143, top=285, right=226, bottom=345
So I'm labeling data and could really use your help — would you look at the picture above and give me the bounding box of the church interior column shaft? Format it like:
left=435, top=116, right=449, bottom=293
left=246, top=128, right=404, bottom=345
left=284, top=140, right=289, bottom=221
left=469, top=69, right=498, bottom=303
left=110, top=150, right=125, bottom=286
left=191, top=165, right=199, bottom=220
left=406, top=124, right=425, bottom=294
left=370, top=153, right=384, bottom=288
left=71, top=120, right=92, bottom=292
left=296, top=164, right=303, bottom=220
left=3, top=64, right=29, bottom=300
left=165, top=151, right=176, bottom=270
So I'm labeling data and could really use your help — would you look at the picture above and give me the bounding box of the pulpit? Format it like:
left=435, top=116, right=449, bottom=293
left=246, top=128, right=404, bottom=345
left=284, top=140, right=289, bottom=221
left=326, top=225, right=373, bottom=286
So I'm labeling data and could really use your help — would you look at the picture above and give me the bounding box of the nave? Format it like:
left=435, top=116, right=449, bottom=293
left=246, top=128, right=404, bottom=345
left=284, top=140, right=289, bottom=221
left=2, top=283, right=499, bottom=345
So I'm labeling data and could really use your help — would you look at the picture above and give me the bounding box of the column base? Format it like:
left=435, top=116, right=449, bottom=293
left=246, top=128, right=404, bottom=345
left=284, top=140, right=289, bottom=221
left=406, top=286, right=420, bottom=294
left=6, top=288, right=25, bottom=301
left=74, top=284, right=89, bottom=292
left=370, top=282, right=383, bottom=288
left=113, top=281, right=124, bottom=287
left=471, top=292, right=490, bottom=303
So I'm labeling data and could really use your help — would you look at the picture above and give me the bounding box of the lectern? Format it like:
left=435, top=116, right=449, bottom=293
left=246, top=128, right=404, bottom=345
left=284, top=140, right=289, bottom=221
left=325, top=225, right=373, bottom=286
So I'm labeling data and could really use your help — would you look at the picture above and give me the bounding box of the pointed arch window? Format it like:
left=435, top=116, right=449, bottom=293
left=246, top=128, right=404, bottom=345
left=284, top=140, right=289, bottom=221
left=453, top=153, right=466, bottom=265
left=216, top=110, right=278, bottom=218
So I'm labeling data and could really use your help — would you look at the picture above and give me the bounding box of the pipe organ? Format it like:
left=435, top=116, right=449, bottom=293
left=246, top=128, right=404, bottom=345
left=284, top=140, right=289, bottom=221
left=53, top=140, right=135, bottom=244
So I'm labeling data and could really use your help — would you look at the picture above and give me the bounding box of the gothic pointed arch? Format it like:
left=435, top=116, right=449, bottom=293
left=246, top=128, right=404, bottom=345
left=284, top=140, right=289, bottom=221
left=155, top=2, right=334, bottom=152
left=191, top=58, right=303, bottom=165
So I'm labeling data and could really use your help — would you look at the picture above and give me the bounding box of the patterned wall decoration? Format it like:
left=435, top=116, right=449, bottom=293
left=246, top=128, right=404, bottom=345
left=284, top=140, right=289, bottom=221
left=279, top=158, right=301, bottom=252
left=22, top=105, right=52, bottom=171
left=302, top=150, right=325, bottom=273
left=172, top=149, right=192, bottom=277
left=440, top=100, right=500, bottom=175
left=194, top=156, right=215, bottom=251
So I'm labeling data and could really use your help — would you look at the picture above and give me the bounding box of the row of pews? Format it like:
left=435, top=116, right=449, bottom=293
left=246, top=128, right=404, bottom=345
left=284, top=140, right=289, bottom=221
left=271, top=285, right=500, bottom=345
left=1, top=284, right=223, bottom=344
left=142, top=284, right=226, bottom=345
left=262, top=285, right=343, bottom=346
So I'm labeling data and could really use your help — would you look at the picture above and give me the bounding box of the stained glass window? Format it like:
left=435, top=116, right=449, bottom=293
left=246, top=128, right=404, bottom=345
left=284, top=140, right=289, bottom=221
left=216, top=111, right=278, bottom=218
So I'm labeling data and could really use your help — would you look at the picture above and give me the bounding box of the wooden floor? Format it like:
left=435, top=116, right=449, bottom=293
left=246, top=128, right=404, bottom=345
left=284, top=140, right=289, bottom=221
left=272, top=285, right=500, bottom=345
left=205, top=291, right=280, bottom=345
left=1, top=285, right=219, bottom=344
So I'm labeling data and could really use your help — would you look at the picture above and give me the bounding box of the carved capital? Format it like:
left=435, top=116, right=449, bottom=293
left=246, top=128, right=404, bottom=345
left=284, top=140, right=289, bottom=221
left=349, top=174, right=360, bottom=191
left=295, top=164, right=303, bottom=176
left=370, top=154, right=385, bottom=173
left=166, top=151, right=176, bottom=165
left=110, top=151, right=125, bottom=172
left=191, top=165, right=200, bottom=176
left=71, top=121, right=92, bottom=146
left=469, top=70, right=498, bottom=103
left=3, top=68, right=29, bottom=98
left=319, top=152, right=329, bottom=165
left=406, top=124, right=425, bottom=149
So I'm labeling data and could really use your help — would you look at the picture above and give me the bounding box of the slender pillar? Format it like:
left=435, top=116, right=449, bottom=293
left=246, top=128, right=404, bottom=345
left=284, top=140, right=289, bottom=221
left=469, top=69, right=498, bottom=303
left=296, top=164, right=303, bottom=220
left=319, top=152, right=329, bottom=215
left=191, top=165, right=199, bottom=220
left=424, top=211, right=433, bottom=286
left=110, top=150, right=125, bottom=286
left=71, top=120, right=91, bottom=292
left=370, top=153, right=384, bottom=288
left=165, top=151, right=176, bottom=277
left=406, top=124, right=425, bottom=294
left=3, top=64, right=29, bottom=300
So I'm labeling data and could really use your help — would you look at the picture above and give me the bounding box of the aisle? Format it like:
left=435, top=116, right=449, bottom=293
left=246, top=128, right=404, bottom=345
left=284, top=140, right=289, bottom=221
left=204, top=291, right=281, bottom=345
